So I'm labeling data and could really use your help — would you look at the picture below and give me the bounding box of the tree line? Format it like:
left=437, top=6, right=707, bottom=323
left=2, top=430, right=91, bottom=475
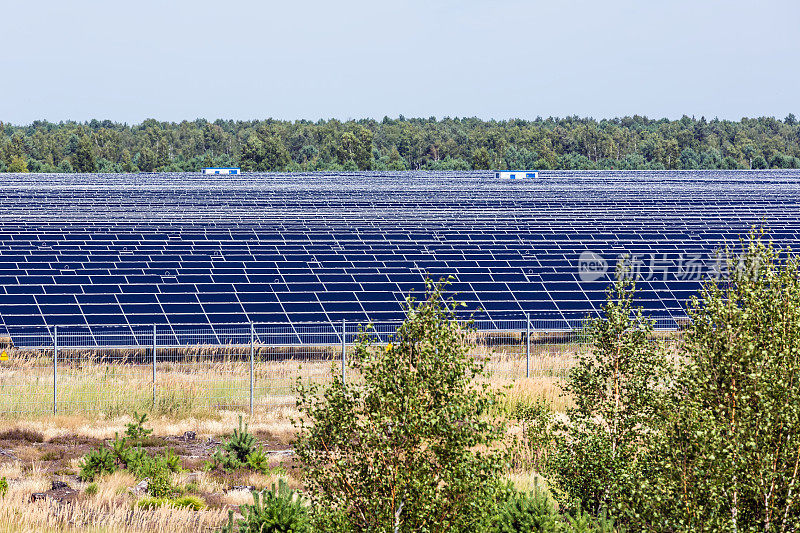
left=1, top=114, right=799, bottom=173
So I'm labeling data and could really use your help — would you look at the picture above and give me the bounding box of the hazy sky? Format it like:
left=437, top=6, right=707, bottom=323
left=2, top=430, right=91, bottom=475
left=3, top=0, right=798, bottom=124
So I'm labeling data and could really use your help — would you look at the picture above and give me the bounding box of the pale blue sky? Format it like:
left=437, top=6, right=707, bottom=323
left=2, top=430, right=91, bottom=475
left=3, top=0, right=798, bottom=124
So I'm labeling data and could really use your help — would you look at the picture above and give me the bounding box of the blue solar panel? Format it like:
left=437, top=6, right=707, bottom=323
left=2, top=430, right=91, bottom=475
left=0, top=170, right=798, bottom=334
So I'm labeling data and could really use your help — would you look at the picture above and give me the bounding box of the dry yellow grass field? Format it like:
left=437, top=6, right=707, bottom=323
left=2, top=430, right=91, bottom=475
left=0, top=337, right=588, bottom=532
left=0, top=338, right=578, bottom=417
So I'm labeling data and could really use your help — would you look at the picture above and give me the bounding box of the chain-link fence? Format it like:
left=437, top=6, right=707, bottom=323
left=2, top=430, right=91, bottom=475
left=0, top=317, right=683, bottom=416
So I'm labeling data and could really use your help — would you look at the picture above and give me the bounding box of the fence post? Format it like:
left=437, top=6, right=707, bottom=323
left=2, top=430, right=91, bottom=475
left=341, top=319, right=346, bottom=387
left=53, top=325, right=58, bottom=415
left=152, top=324, right=157, bottom=408
left=250, top=322, right=254, bottom=415
left=525, top=314, right=530, bottom=379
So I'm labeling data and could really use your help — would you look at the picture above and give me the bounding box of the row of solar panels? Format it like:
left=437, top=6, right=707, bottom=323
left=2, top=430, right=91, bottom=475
left=1, top=170, right=799, bottom=335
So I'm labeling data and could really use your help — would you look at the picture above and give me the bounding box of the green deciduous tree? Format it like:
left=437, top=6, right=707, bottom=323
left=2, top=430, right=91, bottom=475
left=2, top=115, right=800, bottom=173
left=240, top=134, right=264, bottom=172
left=472, top=147, right=490, bottom=170
left=552, top=266, right=668, bottom=516
left=752, top=155, right=768, bottom=169
left=294, top=280, right=504, bottom=532
left=70, top=135, right=97, bottom=172
left=638, top=231, right=800, bottom=531
left=337, top=126, right=373, bottom=170
left=260, top=134, right=290, bottom=171
left=8, top=155, right=28, bottom=173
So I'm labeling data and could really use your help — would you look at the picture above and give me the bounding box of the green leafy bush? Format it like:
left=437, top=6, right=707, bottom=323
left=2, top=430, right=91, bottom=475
left=220, top=481, right=309, bottom=533
left=294, top=279, right=504, bottom=532
left=84, top=482, right=98, bottom=496
left=0, top=477, right=7, bottom=498
left=132, top=449, right=182, bottom=498
left=140, top=461, right=175, bottom=498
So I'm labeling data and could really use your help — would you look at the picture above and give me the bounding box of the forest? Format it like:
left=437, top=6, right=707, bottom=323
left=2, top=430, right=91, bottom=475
left=1, top=114, right=799, bottom=173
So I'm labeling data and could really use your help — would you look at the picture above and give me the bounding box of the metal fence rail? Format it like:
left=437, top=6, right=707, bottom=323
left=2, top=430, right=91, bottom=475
left=0, top=316, right=683, bottom=416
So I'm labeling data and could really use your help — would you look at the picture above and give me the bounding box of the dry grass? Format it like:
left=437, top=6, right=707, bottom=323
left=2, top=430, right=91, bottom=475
left=0, top=333, right=656, bottom=532
left=0, top=462, right=222, bottom=533
left=0, top=410, right=296, bottom=446
left=0, top=479, right=229, bottom=533
left=0, top=338, right=586, bottom=419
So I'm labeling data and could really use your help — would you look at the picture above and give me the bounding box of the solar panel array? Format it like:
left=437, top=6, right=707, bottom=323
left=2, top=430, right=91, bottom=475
left=0, top=170, right=798, bottom=338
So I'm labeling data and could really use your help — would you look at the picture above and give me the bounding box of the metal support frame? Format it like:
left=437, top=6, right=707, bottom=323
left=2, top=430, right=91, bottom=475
left=525, top=314, right=530, bottom=378
left=53, top=326, right=58, bottom=415
left=341, top=319, right=346, bottom=387
left=152, top=324, right=157, bottom=408
left=249, top=322, right=254, bottom=415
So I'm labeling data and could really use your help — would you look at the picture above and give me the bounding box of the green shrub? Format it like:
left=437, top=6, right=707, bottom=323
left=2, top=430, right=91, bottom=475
left=0, top=477, right=7, bottom=498
left=221, top=481, right=309, bottom=533
left=491, top=484, right=622, bottom=533
left=245, top=446, right=270, bottom=474
left=135, top=452, right=181, bottom=498
left=110, top=434, right=134, bottom=465
left=563, top=507, right=619, bottom=533
left=125, top=411, right=154, bottom=440
left=79, top=446, right=117, bottom=481
left=79, top=434, right=181, bottom=497
left=84, top=482, right=98, bottom=496
left=160, top=448, right=182, bottom=473
left=492, top=483, right=559, bottom=533
left=209, top=416, right=268, bottom=474
left=122, top=447, right=150, bottom=473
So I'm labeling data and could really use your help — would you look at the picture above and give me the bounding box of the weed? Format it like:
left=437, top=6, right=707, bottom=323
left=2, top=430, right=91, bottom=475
left=84, top=482, right=98, bottom=496
left=509, top=399, right=556, bottom=473
left=39, top=450, right=64, bottom=462
left=138, top=495, right=206, bottom=511
left=0, top=477, right=7, bottom=498
left=172, top=495, right=207, bottom=510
